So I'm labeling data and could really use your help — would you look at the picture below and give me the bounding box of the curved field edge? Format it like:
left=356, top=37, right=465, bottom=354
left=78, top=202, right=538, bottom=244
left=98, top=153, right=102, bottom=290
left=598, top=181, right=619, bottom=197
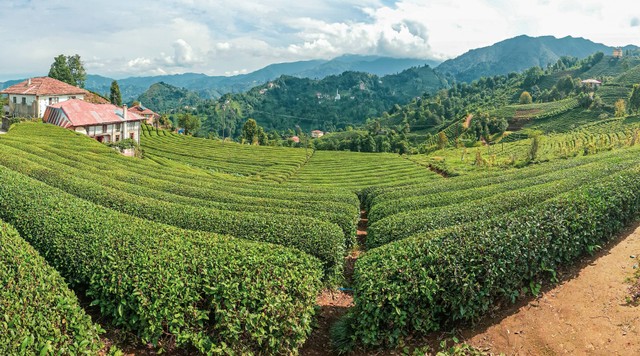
left=0, top=220, right=103, bottom=354
left=0, top=165, right=323, bottom=354
left=343, top=162, right=640, bottom=348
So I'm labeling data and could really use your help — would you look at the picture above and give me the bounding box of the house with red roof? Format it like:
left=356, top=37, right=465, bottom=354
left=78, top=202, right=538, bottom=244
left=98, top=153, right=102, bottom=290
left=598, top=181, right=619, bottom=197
left=311, top=130, right=324, bottom=138
left=1, top=77, right=88, bottom=118
left=42, top=99, right=144, bottom=144
left=128, top=103, right=160, bottom=125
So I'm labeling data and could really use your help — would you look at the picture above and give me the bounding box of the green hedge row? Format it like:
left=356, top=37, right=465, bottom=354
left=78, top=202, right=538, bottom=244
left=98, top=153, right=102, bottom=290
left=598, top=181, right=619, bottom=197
left=0, top=221, right=103, bottom=354
left=347, top=166, right=640, bottom=347
left=0, top=139, right=358, bottom=247
left=0, top=146, right=345, bottom=278
left=0, top=166, right=323, bottom=354
left=368, top=158, right=607, bottom=221
left=366, top=156, right=639, bottom=248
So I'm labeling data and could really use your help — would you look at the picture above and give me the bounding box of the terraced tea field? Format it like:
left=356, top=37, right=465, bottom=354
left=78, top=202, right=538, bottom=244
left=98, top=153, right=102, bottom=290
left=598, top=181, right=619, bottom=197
left=2, top=121, right=640, bottom=354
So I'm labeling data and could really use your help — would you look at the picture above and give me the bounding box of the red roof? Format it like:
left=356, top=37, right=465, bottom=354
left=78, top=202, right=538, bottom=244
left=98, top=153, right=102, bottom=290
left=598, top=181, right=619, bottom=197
left=129, top=105, right=160, bottom=118
left=0, top=77, right=88, bottom=96
left=44, top=99, right=144, bottom=127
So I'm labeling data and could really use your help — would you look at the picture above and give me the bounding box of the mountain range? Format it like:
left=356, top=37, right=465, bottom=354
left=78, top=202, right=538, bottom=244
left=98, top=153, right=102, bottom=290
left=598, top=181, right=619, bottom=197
left=437, top=35, right=639, bottom=82
left=1, top=35, right=638, bottom=104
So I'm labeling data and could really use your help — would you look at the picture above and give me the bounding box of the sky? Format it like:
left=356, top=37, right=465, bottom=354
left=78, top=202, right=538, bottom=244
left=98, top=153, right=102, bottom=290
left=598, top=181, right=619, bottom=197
left=1, top=0, right=639, bottom=81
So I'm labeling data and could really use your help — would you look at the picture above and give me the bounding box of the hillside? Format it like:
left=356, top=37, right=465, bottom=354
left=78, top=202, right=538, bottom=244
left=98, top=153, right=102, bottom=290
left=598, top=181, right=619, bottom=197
left=136, top=82, right=202, bottom=113
left=83, top=55, right=439, bottom=102
left=437, top=35, right=639, bottom=83
left=2, top=119, right=640, bottom=354
left=140, top=65, right=448, bottom=135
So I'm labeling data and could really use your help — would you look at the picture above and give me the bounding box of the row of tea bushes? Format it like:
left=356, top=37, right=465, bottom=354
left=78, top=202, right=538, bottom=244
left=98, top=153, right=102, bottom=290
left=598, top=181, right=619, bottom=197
left=0, top=166, right=323, bottom=354
left=0, top=220, right=103, bottom=354
left=347, top=163, right=640, bottom=347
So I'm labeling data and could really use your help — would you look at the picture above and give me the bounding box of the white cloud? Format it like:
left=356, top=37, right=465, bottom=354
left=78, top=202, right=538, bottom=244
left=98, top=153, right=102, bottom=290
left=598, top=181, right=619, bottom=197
left=0, top=0, right=639, bottom=81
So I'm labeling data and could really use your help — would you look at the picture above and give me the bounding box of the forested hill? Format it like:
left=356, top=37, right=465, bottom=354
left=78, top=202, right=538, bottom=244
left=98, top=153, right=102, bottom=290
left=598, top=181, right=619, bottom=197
left=149, top=64, right=449, bottom=136
left=437, top=35, right=639, bottom=83
left=83, top=55, right=438, bottom=102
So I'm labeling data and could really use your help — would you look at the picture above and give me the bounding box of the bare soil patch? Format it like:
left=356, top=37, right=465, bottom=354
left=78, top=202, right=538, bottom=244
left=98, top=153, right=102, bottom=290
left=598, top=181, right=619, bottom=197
left=461, top=222, right=640, bottom=355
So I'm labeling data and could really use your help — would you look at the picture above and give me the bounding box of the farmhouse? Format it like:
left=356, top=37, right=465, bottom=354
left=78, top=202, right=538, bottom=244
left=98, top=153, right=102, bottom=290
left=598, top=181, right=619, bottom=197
left=311, top=130, right=324, bottom=138
left=128, top=103, right=160, bottom=125
left=42, top=99, right=144, bottom=144
left=1, top=77, right=88, bottom=118
left=613, top=47, right=623, bottom=58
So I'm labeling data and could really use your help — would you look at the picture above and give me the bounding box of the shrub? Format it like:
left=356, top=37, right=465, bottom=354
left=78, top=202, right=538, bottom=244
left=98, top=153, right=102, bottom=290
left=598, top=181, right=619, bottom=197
left=0, top=166, right=323, bottom=354
left=0, top=220, right=103, bottom=354
left=346, top=166, right=640, bottom=347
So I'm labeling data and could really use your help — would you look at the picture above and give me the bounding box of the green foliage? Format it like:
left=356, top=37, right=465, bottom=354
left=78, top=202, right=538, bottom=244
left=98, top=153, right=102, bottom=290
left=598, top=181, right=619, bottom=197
left=629, top=84, right=640, bottom=114
left=177, top=112, right=201, bottom=135
left=528, top=133, right=541, bottom=162
left=615, top=99, right=627, bottom=117
left=0, top=164, right=323, bottom=354
left=519, top=90, right=533, bottom=104
left=241, top=118, right=259, bottom=144
left=347, top=160, right=640, bottom=347
left=48, top=54, right=86, bottom=87
left=48, top=54, right=74, bottom=85
left=437, top=131, right=448, bottom=149
left=110, top=80, right=122, bottom=106
left=0, top=220, right=103, bottom=354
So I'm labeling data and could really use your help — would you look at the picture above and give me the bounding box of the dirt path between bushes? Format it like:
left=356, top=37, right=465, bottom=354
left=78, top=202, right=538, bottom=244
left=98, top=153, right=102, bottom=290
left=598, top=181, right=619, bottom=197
left=299, top=210, right=368, bottom=355
left=461, top=222, right=640, bottom=355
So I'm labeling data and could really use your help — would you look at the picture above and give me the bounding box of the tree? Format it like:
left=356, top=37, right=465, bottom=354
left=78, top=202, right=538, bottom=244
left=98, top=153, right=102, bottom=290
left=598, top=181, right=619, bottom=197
left=48, top=55, right=73, bottom=85
left=109, top=81, right=122, bottom=106
left=241, top=119, right=259, bottom=144
left=629, top=84, right=640, bottom=114
left=177, top=113, right=201, bottom=135
left=48, top=54, right=86, bottom=87
left=519, top=91, right=533, bottom=104
left=437, top=131, right=448, bottom=150
left=67, top=54, right=86, bottom=88
left=528, top=134, right=540, bottom=162
left=614, top=99, right=627, bottom=117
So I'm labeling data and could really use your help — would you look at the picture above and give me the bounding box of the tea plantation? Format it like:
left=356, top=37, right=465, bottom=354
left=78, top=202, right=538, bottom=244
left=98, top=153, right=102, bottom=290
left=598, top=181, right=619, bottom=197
left=1, top=119, right=639, bottom=354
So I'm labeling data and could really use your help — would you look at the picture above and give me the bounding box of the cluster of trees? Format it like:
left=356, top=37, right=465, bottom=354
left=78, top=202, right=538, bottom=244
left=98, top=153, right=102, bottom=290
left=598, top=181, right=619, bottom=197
left=48, top=54, right=86, bottom=88
left=312, top=129, right=412, bottom=154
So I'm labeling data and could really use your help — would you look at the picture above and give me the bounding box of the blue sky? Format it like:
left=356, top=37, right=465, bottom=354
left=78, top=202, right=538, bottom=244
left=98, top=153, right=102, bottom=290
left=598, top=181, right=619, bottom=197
left=1, top=0, right=639, bottom=81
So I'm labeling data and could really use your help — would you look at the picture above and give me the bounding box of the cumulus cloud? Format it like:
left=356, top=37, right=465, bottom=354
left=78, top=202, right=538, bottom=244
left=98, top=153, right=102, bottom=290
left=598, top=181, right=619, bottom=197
left=1, top=0, right=640, bottom=80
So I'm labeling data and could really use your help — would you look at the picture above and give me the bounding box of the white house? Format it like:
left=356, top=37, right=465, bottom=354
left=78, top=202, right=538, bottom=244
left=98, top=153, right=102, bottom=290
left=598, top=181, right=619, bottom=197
left=1, top=77, right=88, bottom=118
left=311, top=130, right=324, bottom=138
left=42, top=99, right=144, bottom=144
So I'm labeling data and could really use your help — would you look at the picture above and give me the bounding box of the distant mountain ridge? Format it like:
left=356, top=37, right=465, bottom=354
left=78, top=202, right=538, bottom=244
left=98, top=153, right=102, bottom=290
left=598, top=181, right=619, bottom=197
left=83, top=55, right=439, bottom=102
left=436, top=35, right=639, bottom=83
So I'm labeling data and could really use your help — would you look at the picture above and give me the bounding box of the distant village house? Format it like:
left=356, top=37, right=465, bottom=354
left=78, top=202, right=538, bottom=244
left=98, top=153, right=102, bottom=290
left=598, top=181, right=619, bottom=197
left=311, top=130, right=324, bottom=138
left=43, top=99, right=144, bottom=144
left=613, top=47, right=623, bottom=59
left=1, top=77, right=88, bottom=118
left=290, top=136, right=300, bottom=143
left=581, top=78, right=602, bottom=88
left=128, top=103, right=160, bottom=125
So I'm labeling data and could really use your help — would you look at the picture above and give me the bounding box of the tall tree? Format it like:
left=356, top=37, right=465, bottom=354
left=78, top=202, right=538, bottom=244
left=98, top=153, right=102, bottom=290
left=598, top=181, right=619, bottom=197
left=614, top=99, right=627, bottom=117
left=629, top=84, right=640, bottom=114
left=48, top=54, right=86, bottom=87
left=242, top=119, right=259, bottom=144
left=48, top=54, right=74, bottom=85
left=109, top=81, right=122, bottom=106
left=67, top=54, right=86, bottom=88
left=177, top=113, right=201, bottom=135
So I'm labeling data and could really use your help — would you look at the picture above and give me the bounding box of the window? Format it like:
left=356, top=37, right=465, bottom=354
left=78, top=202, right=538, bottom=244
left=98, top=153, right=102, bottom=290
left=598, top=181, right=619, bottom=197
left=116, top=123, right=121, bottom=131
left=130, top=132, right=135, bottom=140
left=21, top=97, right=26, bottom=105
left=102, top=125, right=107, bottom=133
left=70, top=96, right=76, bottom=99
left=115, top=134, right=120, bottom=142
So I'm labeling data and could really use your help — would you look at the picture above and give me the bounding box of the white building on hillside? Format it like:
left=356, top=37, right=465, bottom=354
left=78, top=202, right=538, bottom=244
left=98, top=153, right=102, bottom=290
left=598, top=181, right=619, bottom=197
left=1, top=77, right=88, bottom=118
left=43, top=99, right=144, bottom=144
